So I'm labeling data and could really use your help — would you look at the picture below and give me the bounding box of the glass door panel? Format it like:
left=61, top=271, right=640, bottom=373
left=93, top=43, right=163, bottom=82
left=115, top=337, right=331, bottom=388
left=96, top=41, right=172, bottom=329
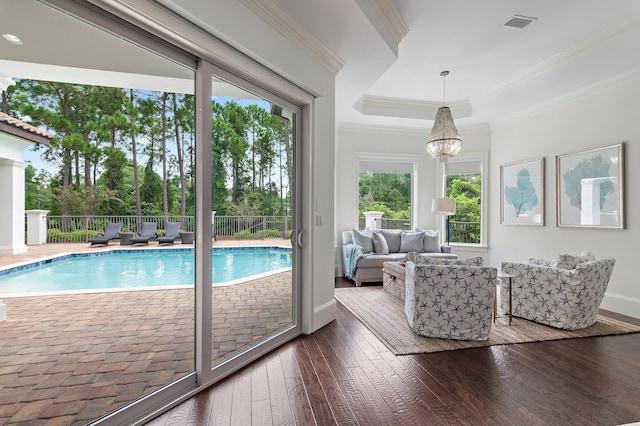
left=209, top=75, right=299, bottom=369
left=0, top=1, right=196, bottom=423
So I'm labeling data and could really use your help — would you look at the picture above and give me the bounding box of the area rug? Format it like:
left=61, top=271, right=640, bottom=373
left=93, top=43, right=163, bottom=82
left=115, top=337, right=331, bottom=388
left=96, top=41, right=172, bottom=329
left=335, top=286, right=640, bottom=355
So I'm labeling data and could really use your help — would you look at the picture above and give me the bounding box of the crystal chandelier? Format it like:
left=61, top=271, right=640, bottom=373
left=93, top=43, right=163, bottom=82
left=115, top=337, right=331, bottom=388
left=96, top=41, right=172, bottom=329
left=426, top=71, right=462, bottom=162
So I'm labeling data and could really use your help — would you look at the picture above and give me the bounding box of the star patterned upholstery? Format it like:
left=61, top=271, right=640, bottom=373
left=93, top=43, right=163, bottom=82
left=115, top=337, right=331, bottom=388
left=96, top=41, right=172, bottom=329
left=501, top=256, right=615, bottom=330
left=404, top=260, right=497, bottom=341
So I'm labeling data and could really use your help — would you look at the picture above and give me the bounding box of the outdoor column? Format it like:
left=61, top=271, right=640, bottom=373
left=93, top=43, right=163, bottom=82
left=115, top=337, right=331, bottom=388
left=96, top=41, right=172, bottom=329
left=363, top=211, right=384, bottom=230
left=211, top=211, right=216, bottom=241
left=26, top=210, right=49, bottom=245
left=0, top=159, right=27, bottom=254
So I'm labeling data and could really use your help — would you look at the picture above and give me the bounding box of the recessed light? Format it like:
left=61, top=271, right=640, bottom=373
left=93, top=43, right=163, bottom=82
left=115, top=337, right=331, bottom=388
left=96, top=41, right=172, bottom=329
left=2, top=34, right=23, bottom=45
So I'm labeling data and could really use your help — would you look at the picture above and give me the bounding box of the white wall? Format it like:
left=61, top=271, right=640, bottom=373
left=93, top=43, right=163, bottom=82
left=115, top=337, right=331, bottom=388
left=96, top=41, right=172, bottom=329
left=489, top=72, right=640, bottom=319
left=335, top=124, right=491, bottom=274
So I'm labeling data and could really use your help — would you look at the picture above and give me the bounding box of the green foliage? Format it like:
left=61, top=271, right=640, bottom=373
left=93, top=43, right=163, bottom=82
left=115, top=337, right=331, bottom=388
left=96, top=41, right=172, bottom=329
left=24, top=164, right=51, bottom=210
left=9, top=79, right=292, bottom=218
left=48, top=229, right=100, bottom=243
left=233, top=229, right=287, bottom=240
left=359, top=172, right=411, bottom=219
left=563, top=155, right=613, bottom=209
left=446, top=173, right=482, bottom=244
left=49, top=186, right=117, bottom=216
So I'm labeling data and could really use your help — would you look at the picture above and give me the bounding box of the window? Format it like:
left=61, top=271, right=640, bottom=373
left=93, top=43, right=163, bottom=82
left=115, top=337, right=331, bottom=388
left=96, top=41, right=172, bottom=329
left=440, top=152, right=487, bottom=246
left=358, top=156, right=416, bottom=230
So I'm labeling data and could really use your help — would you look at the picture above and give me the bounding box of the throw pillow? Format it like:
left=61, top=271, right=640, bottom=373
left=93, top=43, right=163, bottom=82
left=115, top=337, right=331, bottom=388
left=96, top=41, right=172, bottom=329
left=528, top=257, right=556, bottom=267
left=352, top=228, right=373, bottom=253
left=554, top=252, right=596, bottom=270
left=399, top=231, right=425, bottom=253
left=415, top=226, right=441, bottom=252
left=371, top=231, right=389, bottom=255
left=379, top=229, right=402, bottom=253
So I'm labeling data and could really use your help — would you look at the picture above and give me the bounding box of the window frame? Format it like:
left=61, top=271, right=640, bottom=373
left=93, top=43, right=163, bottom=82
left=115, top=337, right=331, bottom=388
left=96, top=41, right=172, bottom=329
left=357, top=154, right=419, bottom=230
left=436, top=151, right=488, bottom=248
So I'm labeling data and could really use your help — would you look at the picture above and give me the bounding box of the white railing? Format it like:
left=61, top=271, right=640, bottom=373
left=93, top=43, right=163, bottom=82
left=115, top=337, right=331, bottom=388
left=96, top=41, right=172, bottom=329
left=44, top=215, right=291, bottom=243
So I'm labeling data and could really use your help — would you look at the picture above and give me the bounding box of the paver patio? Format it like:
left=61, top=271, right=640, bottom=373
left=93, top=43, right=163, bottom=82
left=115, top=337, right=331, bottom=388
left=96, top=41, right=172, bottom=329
left=0, top=239, right=292, bottom=425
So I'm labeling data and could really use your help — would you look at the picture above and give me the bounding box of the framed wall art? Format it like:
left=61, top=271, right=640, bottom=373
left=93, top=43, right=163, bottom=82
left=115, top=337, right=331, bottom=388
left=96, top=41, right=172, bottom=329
left=556, top=143, right=624, bottom=229
left=500, top=157, right=544, bottom=225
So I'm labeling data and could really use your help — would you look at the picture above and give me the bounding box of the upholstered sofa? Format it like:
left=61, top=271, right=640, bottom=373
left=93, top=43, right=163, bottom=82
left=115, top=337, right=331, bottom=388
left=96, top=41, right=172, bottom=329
left=342, top=228, right=457, bottom=286
left=405, top=256, right=497, bottom=340
left=501, top=252, right=616, bottom=330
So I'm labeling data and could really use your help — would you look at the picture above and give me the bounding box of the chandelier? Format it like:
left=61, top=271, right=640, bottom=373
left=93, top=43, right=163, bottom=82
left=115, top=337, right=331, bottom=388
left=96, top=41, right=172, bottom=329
left=426, top=71, right=462, bottom=162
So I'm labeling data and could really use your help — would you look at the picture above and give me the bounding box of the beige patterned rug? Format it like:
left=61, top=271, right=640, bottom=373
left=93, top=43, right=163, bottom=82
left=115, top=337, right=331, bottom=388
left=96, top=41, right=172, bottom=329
left=335, top=286, right=640, bottom=355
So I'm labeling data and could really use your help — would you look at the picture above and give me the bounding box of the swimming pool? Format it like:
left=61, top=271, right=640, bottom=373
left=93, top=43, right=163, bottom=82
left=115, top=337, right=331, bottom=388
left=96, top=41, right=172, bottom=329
left=0, top=247, right=291, bottom=296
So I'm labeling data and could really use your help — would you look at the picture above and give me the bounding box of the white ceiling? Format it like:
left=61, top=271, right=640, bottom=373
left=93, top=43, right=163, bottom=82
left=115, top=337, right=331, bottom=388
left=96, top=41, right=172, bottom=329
left=275, top=0, right=640, bottom=129
left=3, top=0, right=640, bottom=131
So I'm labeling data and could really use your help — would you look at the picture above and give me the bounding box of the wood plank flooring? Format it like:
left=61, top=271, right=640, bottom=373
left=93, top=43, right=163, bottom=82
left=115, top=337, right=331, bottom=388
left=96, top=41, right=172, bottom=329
left=148, top=279, right=640, bottom=425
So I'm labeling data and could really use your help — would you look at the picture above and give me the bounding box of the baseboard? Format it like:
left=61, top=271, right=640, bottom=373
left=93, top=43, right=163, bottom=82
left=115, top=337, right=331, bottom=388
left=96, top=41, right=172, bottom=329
left=601, top=292, right=640, bottom=319
left=312, top=298, right=336, bottom=333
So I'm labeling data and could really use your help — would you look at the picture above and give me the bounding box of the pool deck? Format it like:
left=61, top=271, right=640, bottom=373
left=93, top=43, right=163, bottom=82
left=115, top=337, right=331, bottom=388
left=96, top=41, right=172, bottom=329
left=0, top=238, right=293, bottom=425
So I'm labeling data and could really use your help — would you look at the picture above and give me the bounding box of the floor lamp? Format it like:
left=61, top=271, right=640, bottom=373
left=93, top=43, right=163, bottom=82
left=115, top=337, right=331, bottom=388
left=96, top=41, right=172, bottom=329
left=432, top=198, right=456, bottom=247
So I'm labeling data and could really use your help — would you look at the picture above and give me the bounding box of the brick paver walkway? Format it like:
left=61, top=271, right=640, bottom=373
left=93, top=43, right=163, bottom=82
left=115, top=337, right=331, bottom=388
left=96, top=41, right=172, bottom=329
left=0, top=240, right=292, bottom=425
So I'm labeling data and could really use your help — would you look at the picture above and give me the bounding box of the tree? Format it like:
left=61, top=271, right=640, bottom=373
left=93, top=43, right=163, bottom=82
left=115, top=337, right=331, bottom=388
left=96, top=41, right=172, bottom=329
left=504, top=168, right=538, bottom=218
left=24, top=164, right=51, bottom=210
left=358, top=172, right=411, bottom=219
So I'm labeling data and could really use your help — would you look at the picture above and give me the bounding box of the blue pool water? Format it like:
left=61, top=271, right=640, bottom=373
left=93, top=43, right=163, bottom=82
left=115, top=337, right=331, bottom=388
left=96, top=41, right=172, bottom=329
left=0, top=247, right=291, bottom=295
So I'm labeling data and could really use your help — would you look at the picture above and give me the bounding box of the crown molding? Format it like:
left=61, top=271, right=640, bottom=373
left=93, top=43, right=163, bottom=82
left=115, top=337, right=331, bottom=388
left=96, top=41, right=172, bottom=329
left=474, top=12, right=640, bottom=105
left=240, top=0, right=344, bottom=75
left=492, top=67, right=640, bottom=127
left=368, top=0, right=409, bottom=44
left=338, top=121, right=490, bottom=135
left=355, top=0, right=408, bottom=53
left=354, top=94, right=472, bottom=120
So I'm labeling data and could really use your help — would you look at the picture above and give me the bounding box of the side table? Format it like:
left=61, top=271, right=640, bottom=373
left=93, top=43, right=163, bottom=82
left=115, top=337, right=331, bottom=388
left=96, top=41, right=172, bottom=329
left=181, top=231, right=194, bottom=244
left=495, top=271, right=516, bottom=325
left=119, top=232, right=133, bottom=246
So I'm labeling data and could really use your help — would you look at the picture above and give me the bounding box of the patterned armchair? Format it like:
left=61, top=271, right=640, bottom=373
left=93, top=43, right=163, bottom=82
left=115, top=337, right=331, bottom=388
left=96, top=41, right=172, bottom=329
left=501, top=254, right=616, bottom=330
left=404, top=258, right=497, bottom=341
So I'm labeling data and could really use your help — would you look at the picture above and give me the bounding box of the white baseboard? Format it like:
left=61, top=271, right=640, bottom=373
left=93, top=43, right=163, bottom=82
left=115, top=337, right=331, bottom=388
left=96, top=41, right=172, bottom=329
left=312, top=298, right=336, bottom=333
left=601, top=292, right=640, bottom=319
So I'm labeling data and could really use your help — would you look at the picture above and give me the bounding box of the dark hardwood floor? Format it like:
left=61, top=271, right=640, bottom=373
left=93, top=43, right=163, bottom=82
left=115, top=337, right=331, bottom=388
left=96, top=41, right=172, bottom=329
left=148, top=278, right=640, bottom=425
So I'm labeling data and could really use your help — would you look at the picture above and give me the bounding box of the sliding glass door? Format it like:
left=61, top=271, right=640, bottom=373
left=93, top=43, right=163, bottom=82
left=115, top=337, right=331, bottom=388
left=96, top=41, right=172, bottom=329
left=1, top=1, right=302, bottom=424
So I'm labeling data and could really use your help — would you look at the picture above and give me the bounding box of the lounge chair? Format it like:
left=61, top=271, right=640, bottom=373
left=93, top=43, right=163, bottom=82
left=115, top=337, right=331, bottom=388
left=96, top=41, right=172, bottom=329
left=88, top=222, right=122, bottom=247
left=130, top=222, right=158, bottom=245
left=157, top=222, right=181, bottom=245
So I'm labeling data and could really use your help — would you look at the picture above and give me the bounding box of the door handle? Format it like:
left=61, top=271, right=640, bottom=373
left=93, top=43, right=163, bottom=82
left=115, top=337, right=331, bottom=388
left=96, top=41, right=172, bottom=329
left=297, top=230, right=303, bottom=248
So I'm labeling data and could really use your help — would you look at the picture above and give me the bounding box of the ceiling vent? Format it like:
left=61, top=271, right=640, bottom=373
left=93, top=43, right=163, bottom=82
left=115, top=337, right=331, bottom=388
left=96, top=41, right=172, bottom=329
left=504, top=15, right=537, bottom=29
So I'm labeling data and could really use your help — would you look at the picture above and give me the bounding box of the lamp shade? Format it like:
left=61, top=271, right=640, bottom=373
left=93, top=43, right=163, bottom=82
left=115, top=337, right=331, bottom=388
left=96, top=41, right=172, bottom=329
left=432, top=198, right=456, bottom=216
